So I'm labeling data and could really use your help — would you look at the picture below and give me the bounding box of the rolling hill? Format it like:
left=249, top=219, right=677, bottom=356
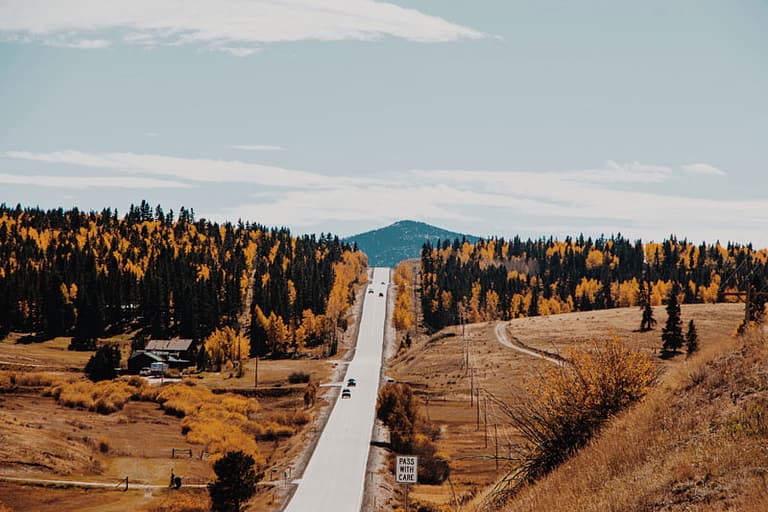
left=343, top=220, right=481, bottom=268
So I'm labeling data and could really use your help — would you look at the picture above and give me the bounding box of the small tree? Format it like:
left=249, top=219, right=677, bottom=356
left=639, top=280, right=656, bottom=332
left=84, top=343, right=121, bottom=382
left=686, top=319, right=699, bottom=357
left=208, top=451, right=260, bottom=512
left=661, top=282, right=684, bottom=355
left=736, top=273, right=767, bottom=335
left=303, top=381, right=318, bottom=408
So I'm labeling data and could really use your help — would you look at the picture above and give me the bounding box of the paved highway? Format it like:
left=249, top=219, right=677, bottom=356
left=285, top=267, right=390, bottom=512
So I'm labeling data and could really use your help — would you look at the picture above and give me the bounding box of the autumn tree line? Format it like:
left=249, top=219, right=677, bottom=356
left=421, top=234, right=768, bottom=331
left=0, top=202, right=366, bottom=358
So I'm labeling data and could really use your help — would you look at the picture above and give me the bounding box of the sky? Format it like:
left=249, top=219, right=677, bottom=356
left=0, top=0, right=766, bottom=246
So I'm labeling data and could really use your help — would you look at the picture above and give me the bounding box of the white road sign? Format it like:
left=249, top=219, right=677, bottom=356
left=395, top=455, right=418, bottom=484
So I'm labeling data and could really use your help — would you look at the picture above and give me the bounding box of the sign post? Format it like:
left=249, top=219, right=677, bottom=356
left=395, top=455, right=418, bottom=512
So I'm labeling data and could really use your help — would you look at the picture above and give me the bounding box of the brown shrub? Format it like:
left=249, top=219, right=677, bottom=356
left=97, top=437, right=111, bottom=454
left=273, top=410, right=310, bottom=427
left=493, top=337, right=659, bottom=498
left=288, top=371, right=310, bottom=384
left=254, top=421, right=294, bottom=440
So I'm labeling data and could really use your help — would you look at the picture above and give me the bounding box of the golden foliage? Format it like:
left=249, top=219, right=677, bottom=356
left=585, top=249, right=604, bottom=270
left=156, top=383, right=263, bottom=463
left=50, top=377, right=156, bottom=414
left=205, top=326, right=250, bottom=370
left=393, top=262, right=416, bottom=332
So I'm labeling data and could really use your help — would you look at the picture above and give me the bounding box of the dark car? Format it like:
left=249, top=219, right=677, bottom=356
left=341, top=388, right=352, bottom=399
left=378, top=292, right=384, bottom=297
left=368, top=288, right=374, bottom=293
left=347, top=378, right=357, bottom=387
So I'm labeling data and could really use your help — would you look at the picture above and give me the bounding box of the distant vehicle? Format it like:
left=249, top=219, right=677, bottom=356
left=150, top=361, right=169, bottom=376
left=381, top=282, right=385, bottom=285
left=378, top=292, right=384, bottom=297
left=385, top=377, right=395, bottom=383
left=368, top=289, right=374, bottom=294
left=347, top=378, right=357, bottom=387
left=341, top=388, right=352, bottom=399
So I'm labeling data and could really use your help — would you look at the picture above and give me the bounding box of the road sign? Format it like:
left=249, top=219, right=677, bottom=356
left=395, top=455, right=418, bottom=484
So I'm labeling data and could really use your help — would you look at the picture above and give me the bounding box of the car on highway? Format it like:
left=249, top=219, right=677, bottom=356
left=378, top=292, right=384, bottom=297
left=347, top=378, right=356, bottom=387
left=341, top=388, right=352, bottom=399
left=368, top=288, right=373, bottom=293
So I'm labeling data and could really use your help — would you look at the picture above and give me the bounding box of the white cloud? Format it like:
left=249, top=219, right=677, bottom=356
left=0, top=173, right=189, bottom=189
left=45, top=38, right=111, bottom=49
left=3, top=149, right=379, bottom=188
left=566, top=160, right=672, bottom=184
left=217, top=46, right=261, bottom=57
left=682, top=163, right=726, bottom=176
left=231, top=144, right=285, bottom=152
left=0, top=0, right=487, bottom=54
left=4, top=149, right=761, bottom=246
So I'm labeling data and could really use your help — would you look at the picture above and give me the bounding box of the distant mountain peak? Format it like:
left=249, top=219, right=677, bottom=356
left=344, top=220, right=481, bottom=268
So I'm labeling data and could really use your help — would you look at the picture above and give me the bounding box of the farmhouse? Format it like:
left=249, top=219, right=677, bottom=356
left=127, top=338, right=195, bottom=373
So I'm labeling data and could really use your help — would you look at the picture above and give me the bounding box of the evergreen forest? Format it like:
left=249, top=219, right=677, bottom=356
left=0, top=202, right=366, bottom=357
left=421, top=235, right=768, bottom=331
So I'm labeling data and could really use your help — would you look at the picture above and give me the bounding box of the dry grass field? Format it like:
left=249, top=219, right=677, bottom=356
left=0, top=303, right=358, bottom=512
left=386, top=303, right=745, bottom=510
left=496, top=325, right=768, bottom=512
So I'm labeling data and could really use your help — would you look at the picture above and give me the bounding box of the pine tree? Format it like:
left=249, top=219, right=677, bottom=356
left=84, top=343, right=121, bottom=382
left=528, top=283, right=540, bottom=317
left=208, top=451, right=260, bottom=512
left=685, top=319, right=699, bottom=357
left=662, top=282, right=684, bottom=355
left=639, top=280, right=656, bottom=332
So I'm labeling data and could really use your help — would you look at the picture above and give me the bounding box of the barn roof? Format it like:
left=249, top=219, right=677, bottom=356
left=145, top=339, right=193, bottom=352
left=128, top=351, right=165, bottom=362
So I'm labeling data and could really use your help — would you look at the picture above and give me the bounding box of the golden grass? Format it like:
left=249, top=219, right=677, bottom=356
left=0, top=370, right=74, bottom=391
left=143, top=491, right=210, bottom=512
left=492, top=328, right=768, bottom=512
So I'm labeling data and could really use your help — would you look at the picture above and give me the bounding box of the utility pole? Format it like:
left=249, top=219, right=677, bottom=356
left=476, top=388, right=481, bottom=431
left=484, top=396, right=488, bottom=449
left=469, top=367, right=474, bottom=407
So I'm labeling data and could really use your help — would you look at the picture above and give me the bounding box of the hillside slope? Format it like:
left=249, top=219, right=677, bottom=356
left=343, top=220, right=480, bottom=267
left=493, top=327, right=768, bottom=512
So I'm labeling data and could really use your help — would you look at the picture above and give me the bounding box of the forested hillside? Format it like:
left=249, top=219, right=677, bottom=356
left=0, top=202, right=366, bottom=356
left=421, top=235, right=768, bottom=330
left=343, top=220, right=480, bottom=267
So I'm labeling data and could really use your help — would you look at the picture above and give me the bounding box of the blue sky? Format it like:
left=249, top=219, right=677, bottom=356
left=0, top=1, right=766, bottom=245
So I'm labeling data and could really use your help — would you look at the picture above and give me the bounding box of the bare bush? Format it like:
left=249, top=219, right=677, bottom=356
left=491, top=337, right=659, bottom=502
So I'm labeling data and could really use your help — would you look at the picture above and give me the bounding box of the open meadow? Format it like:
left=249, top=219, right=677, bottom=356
left=386, top=303, right=745, bottom=509
left=0, top=329, right=355, bottom=512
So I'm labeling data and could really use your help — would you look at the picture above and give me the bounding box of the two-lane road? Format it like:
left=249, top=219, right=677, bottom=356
left=285, top=267, right=390, bottom=512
